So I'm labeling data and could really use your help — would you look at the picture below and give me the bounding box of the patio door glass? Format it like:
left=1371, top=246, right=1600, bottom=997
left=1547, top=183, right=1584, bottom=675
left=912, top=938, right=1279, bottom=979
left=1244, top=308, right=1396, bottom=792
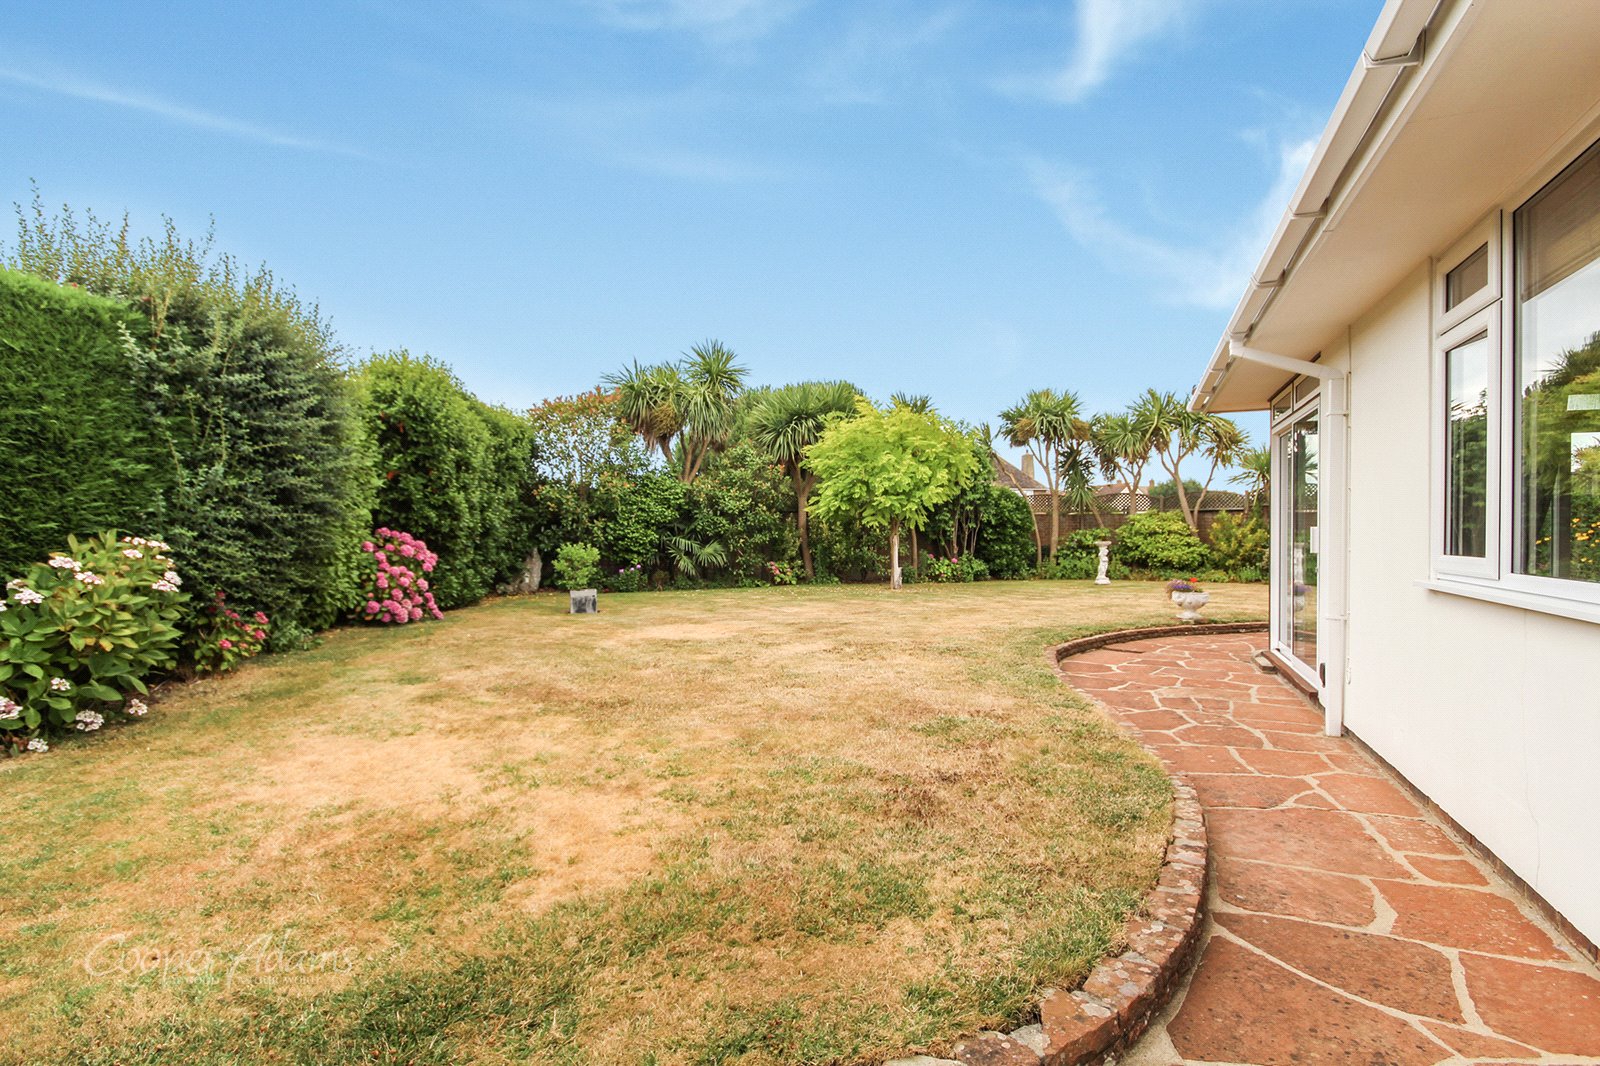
left=1277, top=403, right=1320, bottom=679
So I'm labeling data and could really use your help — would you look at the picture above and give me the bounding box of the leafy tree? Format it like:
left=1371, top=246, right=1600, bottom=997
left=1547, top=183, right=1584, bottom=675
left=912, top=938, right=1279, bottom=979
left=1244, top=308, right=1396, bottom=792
left=605, top=340, right=748, bottom=483
left=808, top=400, right=981, bottom=589
left=999, top=389, right=1084, bottom=559
left=747, top=380, right=859, bottom=578
left=527, top=388, right=651, bottom=491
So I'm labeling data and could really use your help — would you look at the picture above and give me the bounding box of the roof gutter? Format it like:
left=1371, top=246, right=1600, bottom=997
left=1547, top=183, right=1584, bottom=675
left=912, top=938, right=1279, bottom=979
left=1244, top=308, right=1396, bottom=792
left=1190, top=0, right=1440, bottom=412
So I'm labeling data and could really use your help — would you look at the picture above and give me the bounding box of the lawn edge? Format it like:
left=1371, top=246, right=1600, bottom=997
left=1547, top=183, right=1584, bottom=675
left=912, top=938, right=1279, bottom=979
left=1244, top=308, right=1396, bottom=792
left=898, top=622, right=1266, bottom=1066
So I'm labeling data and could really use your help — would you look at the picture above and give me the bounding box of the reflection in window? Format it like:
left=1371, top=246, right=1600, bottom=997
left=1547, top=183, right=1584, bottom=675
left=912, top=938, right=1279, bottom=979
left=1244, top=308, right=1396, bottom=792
left=1446, top=244, right=1489, bottom=312
left=1515, top=141, right=1600, bottom=583
left=1445, top=334, right=1489, bottom=558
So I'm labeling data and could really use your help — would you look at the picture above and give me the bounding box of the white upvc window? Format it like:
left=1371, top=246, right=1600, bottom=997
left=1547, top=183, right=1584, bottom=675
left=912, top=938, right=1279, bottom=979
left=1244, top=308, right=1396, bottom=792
left=1428, top=137, right=1600, bottom=623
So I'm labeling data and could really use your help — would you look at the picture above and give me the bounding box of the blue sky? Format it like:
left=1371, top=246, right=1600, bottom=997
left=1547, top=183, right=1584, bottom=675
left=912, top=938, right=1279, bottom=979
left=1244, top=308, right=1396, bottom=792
left=2, top=0, right=1381, bottom=460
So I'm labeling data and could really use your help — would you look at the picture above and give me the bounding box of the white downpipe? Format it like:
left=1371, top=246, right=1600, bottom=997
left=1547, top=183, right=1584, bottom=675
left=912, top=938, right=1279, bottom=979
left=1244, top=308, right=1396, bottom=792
left=1318, top=376, right=1350, bottom=738
left=1240, top=344, right=1350, bottom=737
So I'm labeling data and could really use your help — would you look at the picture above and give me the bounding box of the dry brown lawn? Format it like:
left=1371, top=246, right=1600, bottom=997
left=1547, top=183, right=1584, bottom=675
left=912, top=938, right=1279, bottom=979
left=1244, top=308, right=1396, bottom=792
left=0, top=580, right=1265, bottom=1065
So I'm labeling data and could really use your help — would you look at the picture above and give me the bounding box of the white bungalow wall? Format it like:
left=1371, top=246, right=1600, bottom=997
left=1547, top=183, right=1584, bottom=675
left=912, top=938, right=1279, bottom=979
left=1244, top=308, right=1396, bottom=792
left=1321, top=261, right=1600, bottom=947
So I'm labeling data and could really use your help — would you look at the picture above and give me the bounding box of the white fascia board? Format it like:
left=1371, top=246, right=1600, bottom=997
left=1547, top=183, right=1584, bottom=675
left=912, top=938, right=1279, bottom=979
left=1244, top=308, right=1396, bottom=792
left=1191, top=0, right=1440, bottom=413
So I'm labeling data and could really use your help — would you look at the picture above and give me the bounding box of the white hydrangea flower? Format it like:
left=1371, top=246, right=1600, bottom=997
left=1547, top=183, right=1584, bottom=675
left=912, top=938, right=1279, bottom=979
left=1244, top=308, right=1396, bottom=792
left=48, top=677, right=71, bottom=692
left=0, top=697, right=20, bottom=719
left=124, top=698, right=149, bottom=717
left=12, top=588, right=43, bottom=606
left=6, top=578, right=26, bottom=590
left=0, top=600, right=7, bottom=612
left=26, top=738, right=48, bottom=753
left=75, top=571, right=105, bottom=586
left=47, top=556, right=80, bottom=571
left=74, top=710, right=104, bottom=732
left=121, top=548, right=143, bottom=559
left=162, top=570, right=182, bottom=586
left=151, top=580, right=177, bottom=593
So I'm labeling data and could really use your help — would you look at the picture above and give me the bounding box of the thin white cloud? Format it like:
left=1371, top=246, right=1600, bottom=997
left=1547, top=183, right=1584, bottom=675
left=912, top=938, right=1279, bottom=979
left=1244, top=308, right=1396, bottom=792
left=582, top=0, right=806, bottom=43
left=0, top=66, right=369, bottom=159
left=806, top=3, right=965, bottom=106
left=1030, top=135, right=1317, bottom=309
left=1003, top=0, right=1196, bottom=104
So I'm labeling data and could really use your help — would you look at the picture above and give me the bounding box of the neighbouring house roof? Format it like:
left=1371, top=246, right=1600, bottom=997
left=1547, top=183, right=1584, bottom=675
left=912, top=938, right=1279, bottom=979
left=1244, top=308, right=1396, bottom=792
left=1191, top=0, right=1600, bottom=413
left=992, top=454, right=1046, bottom=493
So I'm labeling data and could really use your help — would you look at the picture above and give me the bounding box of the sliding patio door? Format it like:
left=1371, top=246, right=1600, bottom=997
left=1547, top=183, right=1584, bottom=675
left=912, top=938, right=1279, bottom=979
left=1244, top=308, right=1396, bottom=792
left=1274, top=398, right=1320, bottom=684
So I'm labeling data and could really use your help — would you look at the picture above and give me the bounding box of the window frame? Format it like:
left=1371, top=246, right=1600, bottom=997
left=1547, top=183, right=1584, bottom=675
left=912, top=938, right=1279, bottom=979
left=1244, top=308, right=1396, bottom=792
left=1426, top=152, right=1600, bottom=618
left=1430, top=303, right=1501, bottom=580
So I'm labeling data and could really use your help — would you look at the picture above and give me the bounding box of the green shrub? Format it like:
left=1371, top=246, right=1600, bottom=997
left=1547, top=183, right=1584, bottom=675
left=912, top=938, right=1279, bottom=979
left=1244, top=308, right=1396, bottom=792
left=355, top=351, right=535, bottom=609
left=1058, top=527, right=1114, bottom=559
left=1038, top=554, right=1097, bottom=580
left=188, top=590, right=271, bottom=674
left=602, top=564, right=647, bottom=592
left=1114, top=511, right=1213, bottom=572
left=922, top=554, right=989, bottom=582
left=1208, top=512, right=1269, bottom=572
left=810, top=515, right=886, bottom=582
left=594, top=471, right=687, bottom=570
left=553, top=543, right=601, bottom=591
left=683, top=442, right=798, bottom=581
left=1, top=532, right=186, bottom=750
left=971, top=486, right=1037, bottom=579
left=0, top=270, right=170, bottom=578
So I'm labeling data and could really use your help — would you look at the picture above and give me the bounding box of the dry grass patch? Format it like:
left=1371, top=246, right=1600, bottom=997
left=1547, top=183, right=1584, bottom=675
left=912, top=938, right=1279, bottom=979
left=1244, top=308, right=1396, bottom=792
left=0, top=580, right=1264, bottom=1065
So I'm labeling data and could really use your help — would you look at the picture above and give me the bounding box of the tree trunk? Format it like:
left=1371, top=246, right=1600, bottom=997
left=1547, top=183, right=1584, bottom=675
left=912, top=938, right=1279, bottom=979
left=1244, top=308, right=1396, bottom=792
left=792, top=466, right=814, bottom=579
left=889, top=519, right=902, bottom=590
left=1172, top=474, right=1198, bottom=531
left=910, top=525, right=920, bottom=573
left=1043, top=444, right=1061, bottom=559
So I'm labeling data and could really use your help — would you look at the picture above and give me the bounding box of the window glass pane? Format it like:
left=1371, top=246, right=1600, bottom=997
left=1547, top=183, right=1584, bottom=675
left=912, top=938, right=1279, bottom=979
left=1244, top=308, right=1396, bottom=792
left=1445, top=244, right=1489, bottom=311
left=1515, top=141, right=1600, bottom=583
left=1445, top=333, right=1490, bottom=557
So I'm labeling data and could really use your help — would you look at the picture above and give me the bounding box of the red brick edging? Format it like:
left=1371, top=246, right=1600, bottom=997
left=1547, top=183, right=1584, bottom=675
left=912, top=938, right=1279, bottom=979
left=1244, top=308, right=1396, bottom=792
left=894, top=624, right=1266, bottom=1066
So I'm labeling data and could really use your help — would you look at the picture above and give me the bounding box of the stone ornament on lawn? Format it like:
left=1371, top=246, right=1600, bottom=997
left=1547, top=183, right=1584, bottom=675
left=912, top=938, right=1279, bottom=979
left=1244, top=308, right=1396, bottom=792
left=1095, top=540, right=1113, bottom=585
left=1166, top=578, right=1209, bottom=622
left=569, top=588, right=598, bottom=614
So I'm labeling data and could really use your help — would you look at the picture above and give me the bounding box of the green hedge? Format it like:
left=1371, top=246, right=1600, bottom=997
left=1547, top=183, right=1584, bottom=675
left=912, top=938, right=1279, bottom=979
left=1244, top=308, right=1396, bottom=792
left=0, top=270, right=170, bottom=577
left=355, top=351, right=536, bottom=608
left=127, top=286, right=374, bottom=641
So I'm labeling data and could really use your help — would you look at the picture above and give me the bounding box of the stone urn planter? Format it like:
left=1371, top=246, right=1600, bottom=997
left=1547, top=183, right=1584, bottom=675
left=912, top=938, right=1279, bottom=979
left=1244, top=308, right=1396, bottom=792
left=569, top=588, right=598, bottom=614
left=1167, top=580, right=1209, bottom=623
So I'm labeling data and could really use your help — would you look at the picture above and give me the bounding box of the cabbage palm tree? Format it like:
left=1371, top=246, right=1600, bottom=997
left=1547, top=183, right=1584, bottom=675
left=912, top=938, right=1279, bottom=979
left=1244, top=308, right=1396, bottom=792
left=1231, top=445, right=1272, bottom=516
left=604, top=340, right=747, bottom=482
left=748, top=380, right=859, bottom=578
left=606, top=360, right=683, bottom=463
left=1092, top=410, right=1156, bottom=503
left=1133, top=388, right=1206, bottom=529
left=1194, top=416, right=1250, bottom=517
left=676, top=340, right=747, bottom=482
left=1000, top=389, right=1083, bottom=558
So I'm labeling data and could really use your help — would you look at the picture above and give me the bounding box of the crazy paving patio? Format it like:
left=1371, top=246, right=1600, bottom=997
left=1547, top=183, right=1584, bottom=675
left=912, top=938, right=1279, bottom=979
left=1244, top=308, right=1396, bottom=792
left=1060, top=633, right=1600, bottom=1065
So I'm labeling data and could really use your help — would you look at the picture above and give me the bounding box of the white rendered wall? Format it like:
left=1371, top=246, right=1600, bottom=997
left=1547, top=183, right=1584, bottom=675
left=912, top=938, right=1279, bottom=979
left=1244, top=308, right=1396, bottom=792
left=1334, top=263, right=1600, bottom=946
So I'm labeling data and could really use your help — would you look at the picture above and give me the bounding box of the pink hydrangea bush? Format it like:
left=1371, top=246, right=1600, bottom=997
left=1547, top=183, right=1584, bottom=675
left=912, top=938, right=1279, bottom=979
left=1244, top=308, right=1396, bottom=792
left=357, top=528, right=444, bottom=625
left=189, top=590, right=271, bottom=674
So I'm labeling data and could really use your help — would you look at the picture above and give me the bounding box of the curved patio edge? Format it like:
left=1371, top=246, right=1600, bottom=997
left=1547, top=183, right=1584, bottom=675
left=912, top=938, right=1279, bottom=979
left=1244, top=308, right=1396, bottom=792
left=890, top=623, right=1265, bottom=1066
